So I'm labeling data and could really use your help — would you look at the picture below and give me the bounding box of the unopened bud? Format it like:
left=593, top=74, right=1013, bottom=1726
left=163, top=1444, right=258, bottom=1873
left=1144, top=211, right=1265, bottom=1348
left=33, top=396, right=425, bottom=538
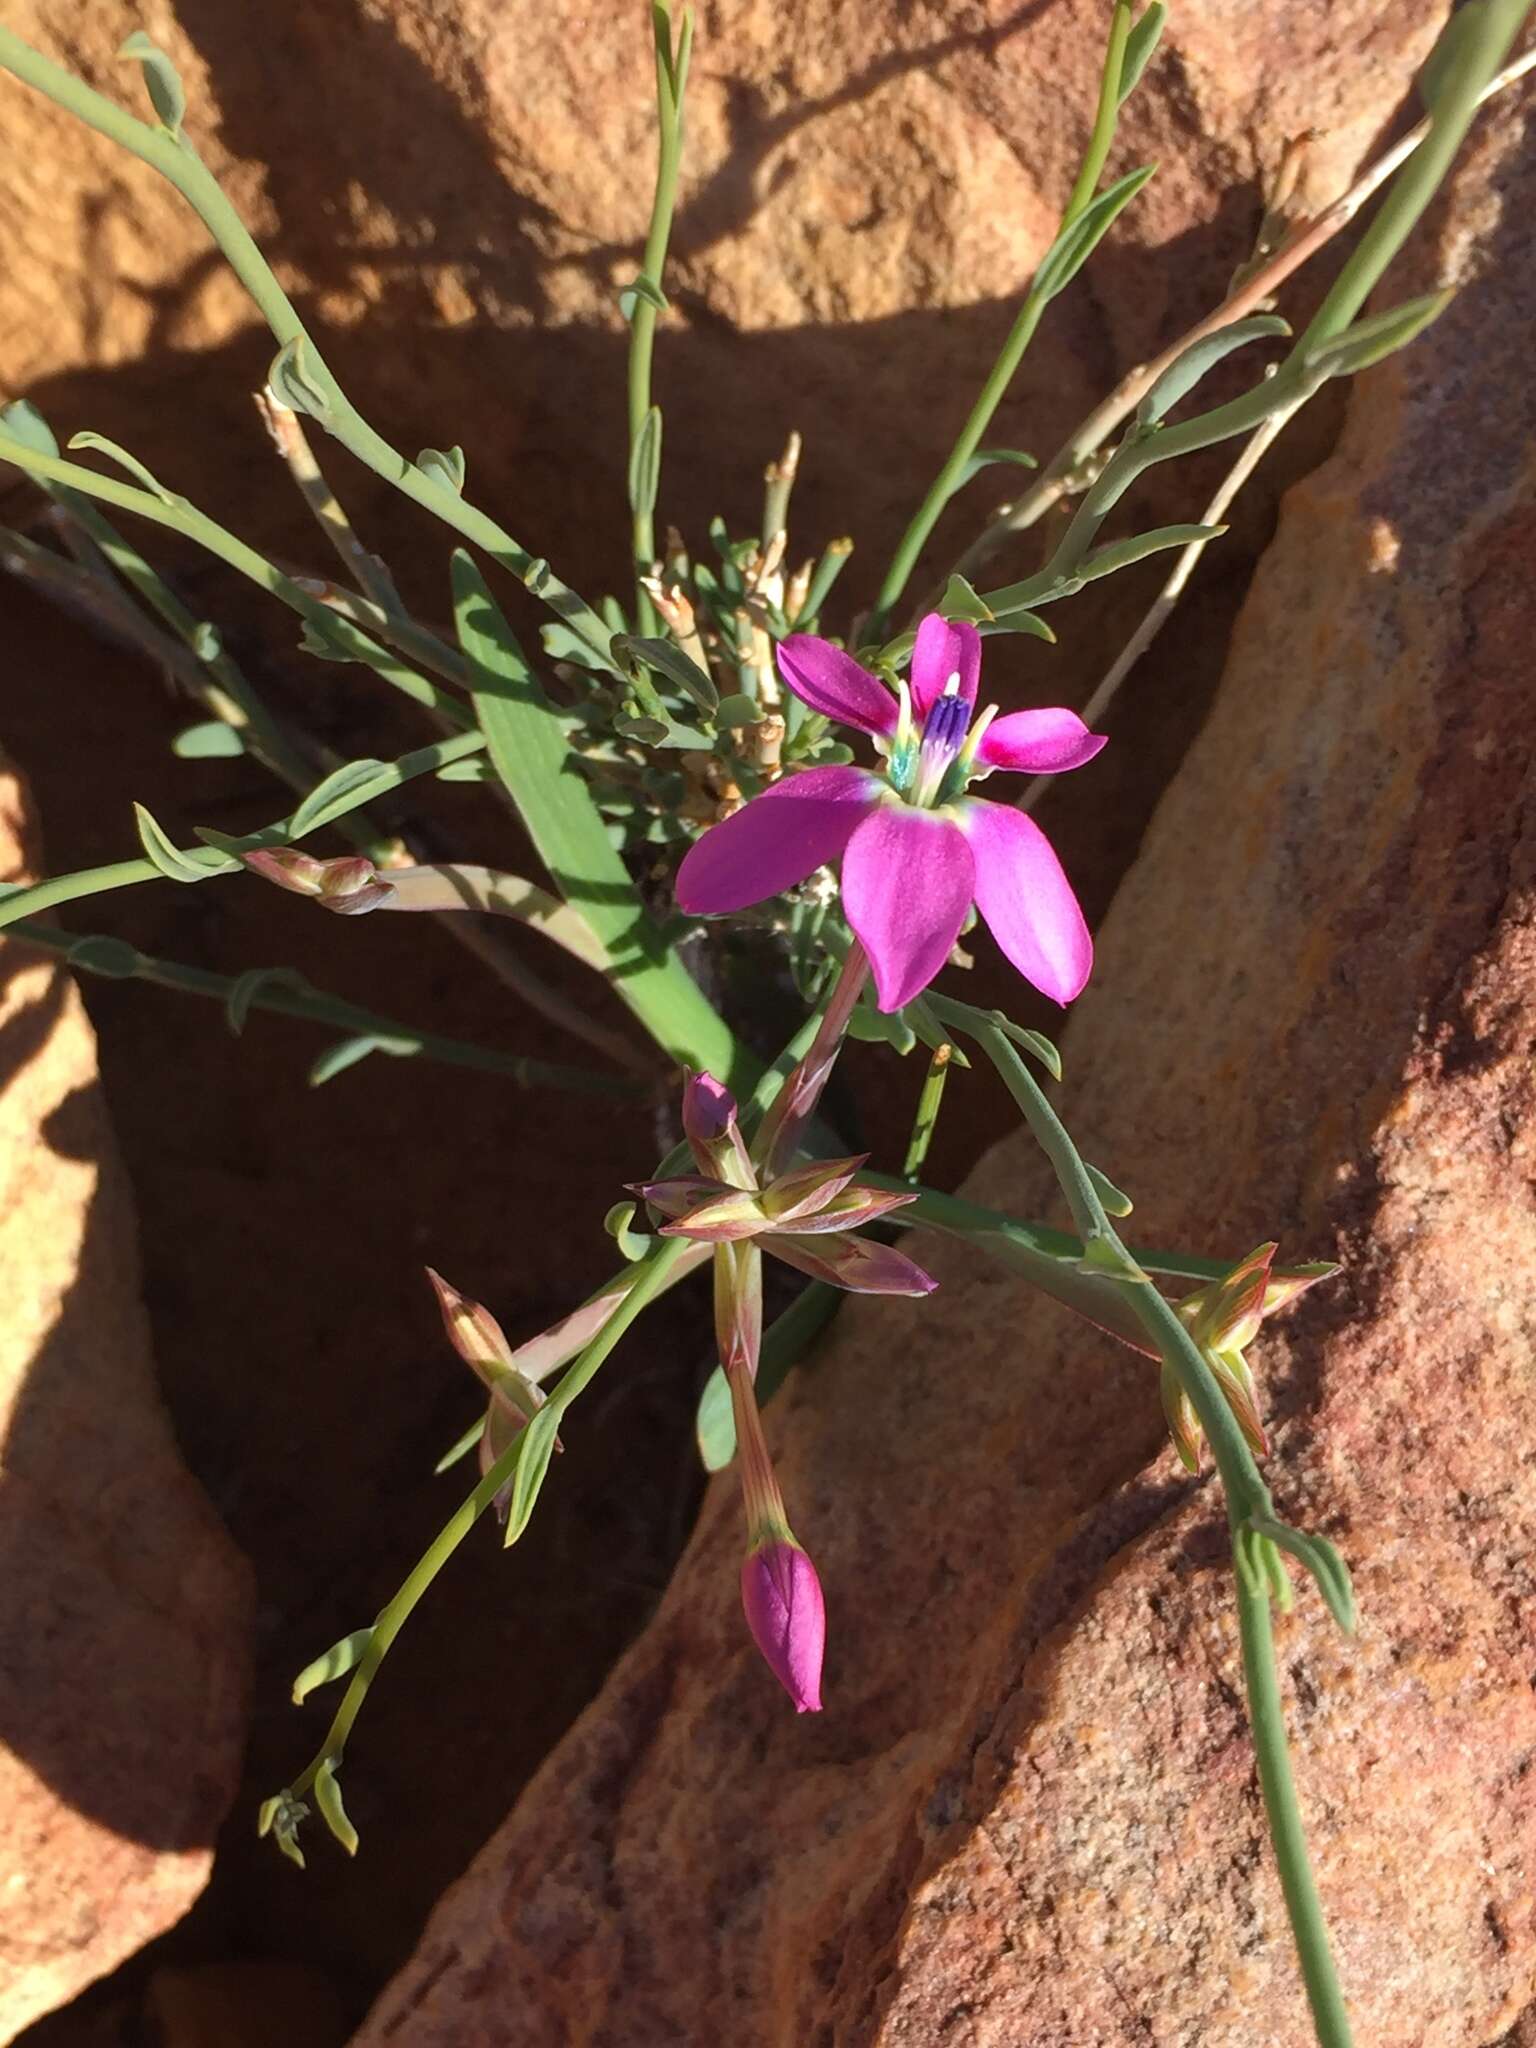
left=642, top=575, right=697, bottom=641
left=242, top=847, right=394, bottom=915
left=741, top=1536, right=824, bottom=1713
left=425, top=1266, right=513, bottom=1382
left=681, top=1069, right=755, bottom=1189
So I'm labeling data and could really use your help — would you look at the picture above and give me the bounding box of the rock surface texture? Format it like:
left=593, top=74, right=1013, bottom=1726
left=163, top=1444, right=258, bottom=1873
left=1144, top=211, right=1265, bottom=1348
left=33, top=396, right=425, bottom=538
left=1, top=0, right=1448, bottom=615
left=351, top=51, right=1536, bottom=2048
left=0, top=761, right=251, bottom=2045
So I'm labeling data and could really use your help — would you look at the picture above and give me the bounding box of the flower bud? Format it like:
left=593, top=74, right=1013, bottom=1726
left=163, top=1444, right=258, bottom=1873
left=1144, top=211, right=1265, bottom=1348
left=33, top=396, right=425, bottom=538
left=426, top=1266, right=514, bottom=1383
left=242, top=847, right=394, bottom=915
left=681, top=1069, right=754, bottom=1188
left=740, top=1536, right=824, bottom=1714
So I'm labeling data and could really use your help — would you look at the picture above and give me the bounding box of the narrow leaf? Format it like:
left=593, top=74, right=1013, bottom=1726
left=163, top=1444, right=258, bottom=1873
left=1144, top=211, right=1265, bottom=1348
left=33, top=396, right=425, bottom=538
left=291, top=1628, right=373, bottom=1705
left=613, top=634, right=719, bottom=711
left=1247, top=1515, right=1356, bottom=1634
left=1034, top=165, right=1156, bottom=303
left=268, top=336, right=333, bottom=422
left=313, top=1757, right=359, bottom=1856
left=938, top=573, right=996, bottom=624
left=1080, top=523, right=1226, bottom=583
left=290, top=758, right=389, bottom=837
left=1304, top=291, right=1454, bottom=380
left=308, top=1033, right=415, bottom=1087
left=133, top=801, right=235, bottom=883
left=1418, top=1, right=1487, bottom=112
left=619, top=273, right=670, bottom=321
left=628, top=405, right=663, bottom=523
left=67, top=432, right=180, bottom=504
left=416, top=445, right=466, bottom=494
left=66, top=935, right=142, bottom=978
left=454, top=551, right=746, bottom=1081
left=172, top=720, right=245, bottom=760
left=434, top=1414, right=485, bottom=1474
left=0, top=399, right=60, bottom=456
left=503, top=1406, right=559, bottom=1546
left=1137, top=314, right=1291, bottom=426
left=1117, top=2, right=1166, bottom=103
left=118, top=30, right=186, bottom=133
left=225, top=965, right=307, bottom=1036
left=955, top=447, right=1038, bottom=488
left=1085, top=1162, right=1134, bottom=1217
left=990, top=1016, right=1062, bottom=1080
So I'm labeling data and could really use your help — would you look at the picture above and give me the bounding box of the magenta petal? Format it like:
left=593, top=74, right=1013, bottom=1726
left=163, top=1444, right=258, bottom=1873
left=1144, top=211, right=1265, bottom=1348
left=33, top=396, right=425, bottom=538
left=977, top=708, right=1107, bottom=776
left=676, top=766, right=880, bottom=914
left=959, top=797, right=1093, bottom=1004
left=776, top=635, right=898, bottom=737
left=766, top=1230, right=938, bottom=1296
left=841, top=805, right=975, bottom=1012
left=910, top=614, right=981, bottom=718
left=741, top=1539, right=824, bottom=1712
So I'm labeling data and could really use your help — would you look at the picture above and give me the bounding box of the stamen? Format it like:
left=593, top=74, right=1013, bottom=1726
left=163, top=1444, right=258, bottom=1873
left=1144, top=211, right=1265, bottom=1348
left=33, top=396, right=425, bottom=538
left=912, top=688, right=975, bottom=806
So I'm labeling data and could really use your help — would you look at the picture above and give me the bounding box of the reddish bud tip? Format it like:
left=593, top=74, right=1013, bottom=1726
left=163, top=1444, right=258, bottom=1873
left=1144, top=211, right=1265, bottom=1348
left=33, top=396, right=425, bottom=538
left=426, top=1266, right=514, bottom=1380
left=740, top=1537, right=825, bottom=1713
left=242, top=846, right=393, bottom=914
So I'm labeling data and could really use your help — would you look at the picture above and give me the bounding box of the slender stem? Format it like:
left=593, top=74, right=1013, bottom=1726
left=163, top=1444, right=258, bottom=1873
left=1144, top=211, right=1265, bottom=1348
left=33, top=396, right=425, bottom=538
left=941, top=36, right=1536, bottom=593
left=754, top=942, right=869, bottom=1175
left=0, top=24, right=619, bottom=670
left=286, top=1436, right=526, bottom=1799
left=902, top=1043, right=952, bottom=1179
left=867, top=1, right=1132, bottom=634
left=1238, top=1574, right=1355, bottom=2047
left=968, top=1020, right=1353, bottom=2045
left=0, top=729, right=486, bottom=934
left=256, top=392, right=399, bottom=612
left=0, top=433, right=472, bottom=726
left=628, top=6, right=692, bottom=626
left=285, top=1233, right=691, bottom=1808
left=6, top=915, right=627, bottom=1094
left=1018, top=405, right=1295, bottom=813
left=542, top=1234, right=696, bottom=1422
left=1299, top=0, right=1533, bottom=351
left=1058, top=0, right=1134, bottom=228
left=292, top=577, right=471, bottom=692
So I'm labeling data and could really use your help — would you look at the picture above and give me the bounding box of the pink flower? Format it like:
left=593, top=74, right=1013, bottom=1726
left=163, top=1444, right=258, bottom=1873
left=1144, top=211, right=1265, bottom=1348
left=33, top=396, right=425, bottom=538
left=740, top=1537, right=825, bottom=1714
left=676, top=615, right=1105, bottom=1011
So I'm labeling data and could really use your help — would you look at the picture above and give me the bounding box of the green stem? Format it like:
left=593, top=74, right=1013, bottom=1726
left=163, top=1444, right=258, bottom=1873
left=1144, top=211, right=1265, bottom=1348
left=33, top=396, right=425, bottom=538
left=0, top=729, right=486, bottom=934
left=977, top=0, right=1535, bottom=627
left=968, top=1021, right=1351, bottom=2047
left=287, top=1435, right=526, bottom=1800
left=0, top=24, right=618, bottom=670
left=1238, top=1573, right=1355, bottom=2046
left=628, top=6, right=692, bottom=626
left=902, top=1043, right=952, bottom=1180
left=0, top=433, right=472, bottom=726
left=1299, top=0, right=1533, bottom=350
left=5, top=915, right=625, bottom=1094
left=284, top=1234, right=690, bottom=1807
left=1058, top=0, right=1135, bottom=228
left=867, top=0, right=1132, bottom=634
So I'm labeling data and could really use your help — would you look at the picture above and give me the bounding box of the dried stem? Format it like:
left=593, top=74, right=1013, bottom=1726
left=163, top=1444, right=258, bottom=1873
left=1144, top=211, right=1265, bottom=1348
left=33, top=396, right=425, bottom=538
left=1018, top=402, right=1296, bottom=814
left=255, top=391, right=400, bottom=612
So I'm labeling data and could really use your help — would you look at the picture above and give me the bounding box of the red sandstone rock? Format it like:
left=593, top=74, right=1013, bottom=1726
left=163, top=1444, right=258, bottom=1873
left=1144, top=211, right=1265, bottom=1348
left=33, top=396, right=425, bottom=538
left=350, top=45, right=1536, bottom=2048
left=0, top=759, right=251, bottom=2043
